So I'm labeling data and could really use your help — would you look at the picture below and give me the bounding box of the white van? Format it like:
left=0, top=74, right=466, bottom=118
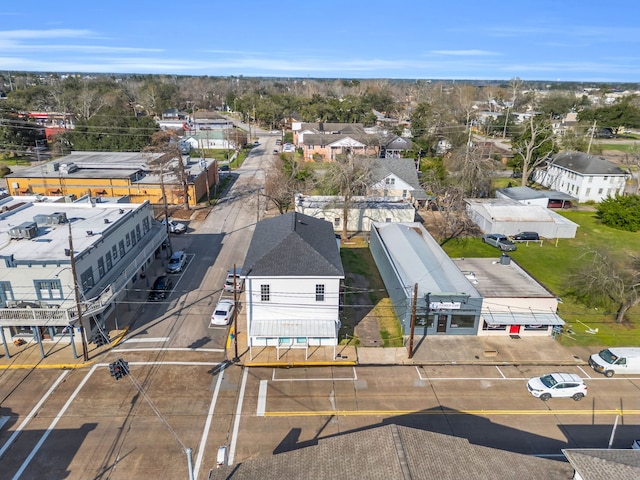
left=589, top=348, right=640, bottom=377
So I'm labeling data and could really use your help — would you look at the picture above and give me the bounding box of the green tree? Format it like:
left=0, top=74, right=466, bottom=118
left=537, top=92, right=576, bottom=118
left=577, top=98, right=640, bottom=134
left=596, top=194, right=640, bottom=231
left=67, top=108, right=158, bottom=151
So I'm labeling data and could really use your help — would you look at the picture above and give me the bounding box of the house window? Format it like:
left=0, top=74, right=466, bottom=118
left=106, top=252, right=113, bottom=271
left=385, top=217, right=392, bottom=223
left=125, top=232, right=131, bottom=247
left=588, top=177, right=593, bottom=183
left=142, top=217, right=150, bottom=233
left=334, top=217, right=341, bottom=227
left=80, top=268, right=95, bottom=294
left=604, top=176, right=608, bottom=180
left=119, top=240, right=125, bottom=257
left=586, top=188, right=591, bottom=195
left=112, top=245, right=118, bottom=259
left=98, top=257, right=105, bottom=277
left=260, top=284, right=270, bottom=302
left=315, top=284, right=325, bottom=301
left=130, top=229, right=137, bottom=246
left=136, top=225, right=141, bottom=241
left=34, top=279, right=63, bottom=300
left=598, top=188, right=603, bottom=194
left=0, top=281, right=14, bottom=307
left=385, top=177, right=395, bottom=186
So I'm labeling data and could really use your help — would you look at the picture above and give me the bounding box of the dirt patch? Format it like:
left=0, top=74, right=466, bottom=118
left=346, top=273, right=383, bottom=347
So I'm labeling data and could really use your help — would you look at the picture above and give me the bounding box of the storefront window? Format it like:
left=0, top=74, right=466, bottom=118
left=449, top=314, right=476, bottom=329
left=482, top=322, right=506, bottom=331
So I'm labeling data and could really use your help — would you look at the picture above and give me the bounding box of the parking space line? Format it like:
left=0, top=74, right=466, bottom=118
left=0, top=370, right=69, bottom=461
left=495, top=366, right=506, bottom=378
left=257, top=380, right=268, bottom=417
left=229, top=368, right=249, bottom=466
left=12, top=366, right=97, bottom=480
left=193, top=361, right=228, bottom=480
left=577, top=366, right=592, bottom=378
left=112, top=348, right=224, bottom=353
left=271, top=367, right=357, bottom=382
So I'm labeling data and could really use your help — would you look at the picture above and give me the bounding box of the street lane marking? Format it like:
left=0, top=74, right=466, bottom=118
left=495, top=366, right=506, bottom=379
left=122, top=337, right=170, bottom=343
left=257, top=380, right=268, bottom=417
left=229, top=368, right=249, bottom=466
left=271, top=366, right=357, bottom=382
left=0, top=370, right=69, bottom=460
left=112, top=347, right=224, bottom=353
left=263, top=408, right=640, bottom=417
left=12, top=365, right=97, bottom=480
left=0, top=417, right=9, bottom=430
left=193, top=361, right=228, bottom=480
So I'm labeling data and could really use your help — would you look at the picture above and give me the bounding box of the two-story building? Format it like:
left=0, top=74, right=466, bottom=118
left=532, top=151, right=629, bottom=203
left=0, top=194, right=167, bottom=357
left=241, top=212, right=344, bottom=359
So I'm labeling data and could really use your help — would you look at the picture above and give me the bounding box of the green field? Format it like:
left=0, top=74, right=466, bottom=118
left=441, top=210, right=640, bottom=347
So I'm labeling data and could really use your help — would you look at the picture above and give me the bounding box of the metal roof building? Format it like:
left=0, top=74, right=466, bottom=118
left=369, top=222, right=483, bottom=336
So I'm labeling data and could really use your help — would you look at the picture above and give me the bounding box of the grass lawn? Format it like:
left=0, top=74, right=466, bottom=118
left=599, top=143, right=638, bottom=153
left=340, top=238, right=404, bottom=347
left=441, top=210, right=640, bottom=347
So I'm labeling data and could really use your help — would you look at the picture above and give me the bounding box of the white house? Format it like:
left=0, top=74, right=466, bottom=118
left=241, top=212, right=344, bottom=358
left=295, top=194, right=416, bottom=233
left=532, top=151, right=629, bottom=203
left=0, top=195, right=166, bottom=357
left=183, top=131, right=231, bottom=150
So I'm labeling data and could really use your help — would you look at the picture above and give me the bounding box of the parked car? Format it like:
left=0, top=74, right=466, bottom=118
left=211, top=299, right=235, bottom=326
left=547, top=199, right=572, bottom=209
left=253, top=141, right=260, bottom=146
left=512, top=231, right=540, bottom=241
left=166, top=250, right=187, bottom=274
left=481, top=233, right=517, bottom=252
left=223, top=267, right=244, bottom=292
left=526, top=373, right=587, bottom=401
left=162, top=219, right=187, bottom=234
left=148, top=275, right=173, bottom=301
left=218, top=165, right=230, bottom=173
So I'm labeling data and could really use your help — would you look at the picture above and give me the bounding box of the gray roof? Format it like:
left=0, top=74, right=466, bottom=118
left=370, top=157, right=427, bottom=200
left=298, top=122, right=364, bottom=133
left=550, top=151, right=628, bottom=175
left=563, top=449, right=640, bottom=480
left=496, top=186, right=576, bottom=201
left=210, top=424, right=573, bottom=480
left=241, top=212, right=344, bottom=278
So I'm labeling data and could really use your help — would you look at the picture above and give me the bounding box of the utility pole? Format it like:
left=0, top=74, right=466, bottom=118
left=68, top=222, right=89, bottom=361
left=587, top=119, right=597, bottom=154
left=408, top=283, right=418, bottom=359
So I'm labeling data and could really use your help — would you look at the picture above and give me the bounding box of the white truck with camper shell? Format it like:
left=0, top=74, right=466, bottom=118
left=589, top=347, right=640, bottom=377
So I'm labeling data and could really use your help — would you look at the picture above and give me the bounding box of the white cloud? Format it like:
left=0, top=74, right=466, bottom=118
left=430, top=50, right=499, bottom=56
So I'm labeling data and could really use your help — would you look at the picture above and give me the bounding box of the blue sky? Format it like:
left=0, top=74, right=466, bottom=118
left=1, top=1, right=639, bottom=82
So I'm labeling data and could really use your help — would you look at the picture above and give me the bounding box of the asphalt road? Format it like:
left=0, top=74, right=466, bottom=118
left=2, top=136, right=640, bottom=478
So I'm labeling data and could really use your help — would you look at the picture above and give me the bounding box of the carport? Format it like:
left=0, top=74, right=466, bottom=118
left=249, top=319, right=339, bottom=360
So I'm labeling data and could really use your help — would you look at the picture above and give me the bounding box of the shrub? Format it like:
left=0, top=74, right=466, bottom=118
left=596, top=195, right=640, bottom=231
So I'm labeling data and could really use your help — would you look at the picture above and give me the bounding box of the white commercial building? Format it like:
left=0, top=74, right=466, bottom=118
left=0, top=194, right=166, bottom=358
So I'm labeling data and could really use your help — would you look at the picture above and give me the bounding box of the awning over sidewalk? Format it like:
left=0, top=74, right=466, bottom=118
left=482, top=311, right=565, bottom=326
left=250, top=319, right=339, bottom=338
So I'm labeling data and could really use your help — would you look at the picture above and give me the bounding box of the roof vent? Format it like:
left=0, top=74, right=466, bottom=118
left=86, top=230, right=93, bottom=236
left=104, top=218, right=110, bottom=224
left=119, top=209, right=125, bottom=214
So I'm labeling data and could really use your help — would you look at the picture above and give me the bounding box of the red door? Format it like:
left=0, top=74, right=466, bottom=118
left=509, top=325, right=521, bottom=334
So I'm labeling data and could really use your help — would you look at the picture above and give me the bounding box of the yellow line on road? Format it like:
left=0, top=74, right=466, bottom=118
left=264, top=409, right=640, bottom=417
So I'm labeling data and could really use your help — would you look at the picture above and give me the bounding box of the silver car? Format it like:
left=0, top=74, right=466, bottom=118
left=482, top=233, right=517, bottom=252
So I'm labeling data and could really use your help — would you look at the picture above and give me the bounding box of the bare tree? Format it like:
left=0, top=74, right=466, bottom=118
left=512, top=115, right=556, bottom=186
left=264, top=156, right=314, bottom=214
left=144, top=131, right=191, bottom=211
left=569, top=249, right=640, bottom=324
left=321, top=155, right=371, bottom=239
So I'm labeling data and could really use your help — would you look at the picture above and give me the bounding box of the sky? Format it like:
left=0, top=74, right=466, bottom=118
left=1, top=0, right=640, bottom=83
